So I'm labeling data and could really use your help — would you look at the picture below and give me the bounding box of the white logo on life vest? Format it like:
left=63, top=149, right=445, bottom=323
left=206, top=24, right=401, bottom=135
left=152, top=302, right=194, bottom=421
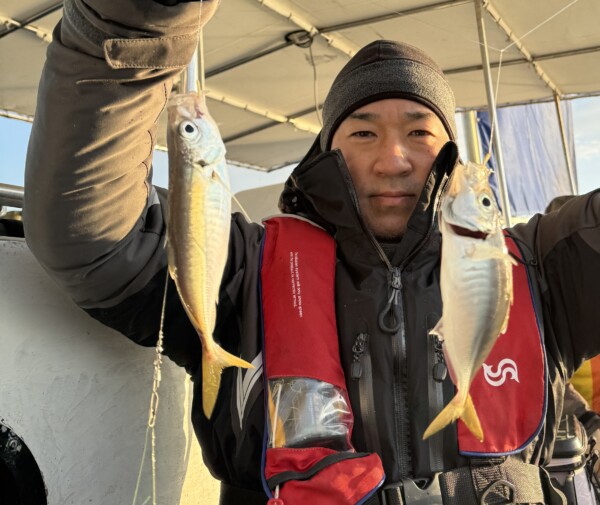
left=483, top=358, right=520, bottom=387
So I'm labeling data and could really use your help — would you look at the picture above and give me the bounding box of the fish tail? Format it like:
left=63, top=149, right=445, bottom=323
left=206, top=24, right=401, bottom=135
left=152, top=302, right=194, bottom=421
left=202, top=345, right=254, bottom=418
left=462, top=393, right=484, bottom=441
left=422, top=396, right=463, bottom=440
left=422, top=392, right=483, bottom=442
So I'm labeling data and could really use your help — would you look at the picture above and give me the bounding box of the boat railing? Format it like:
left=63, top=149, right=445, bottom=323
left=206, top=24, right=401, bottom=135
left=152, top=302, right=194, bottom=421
left=0, top=183, right=23, bottom=209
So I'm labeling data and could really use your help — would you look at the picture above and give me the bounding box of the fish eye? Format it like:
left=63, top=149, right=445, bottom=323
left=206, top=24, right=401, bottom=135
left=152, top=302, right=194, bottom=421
left=178, top=120, right=200, bottom=139
left=480, top=194, right=492, bottom=207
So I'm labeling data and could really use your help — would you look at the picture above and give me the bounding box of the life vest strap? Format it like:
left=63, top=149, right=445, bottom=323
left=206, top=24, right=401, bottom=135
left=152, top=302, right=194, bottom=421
left=375, top=459, right=565, bottom=505
left=438, top=458, right=548, bottom=504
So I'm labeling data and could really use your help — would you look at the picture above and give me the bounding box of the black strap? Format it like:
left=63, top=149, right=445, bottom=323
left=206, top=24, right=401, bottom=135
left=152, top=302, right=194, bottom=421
left=219, top=482, right=267, bottom=505
left=380, top=476, right=443, bottom=504
left=375, top=459, right=565, bottom=505
left=440, top=458, right=563, bottom=505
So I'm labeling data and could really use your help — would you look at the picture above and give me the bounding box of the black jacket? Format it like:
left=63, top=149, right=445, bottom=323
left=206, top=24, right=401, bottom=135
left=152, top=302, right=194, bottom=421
left=23, top=0, right=600, bottom=499
left=85, top=140, right=600, bottom=491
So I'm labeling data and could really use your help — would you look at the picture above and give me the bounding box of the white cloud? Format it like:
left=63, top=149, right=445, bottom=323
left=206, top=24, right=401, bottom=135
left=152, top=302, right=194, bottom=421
left=571, top=97, right=600, bottom=193
left=575, top=138, right=600, bottom=161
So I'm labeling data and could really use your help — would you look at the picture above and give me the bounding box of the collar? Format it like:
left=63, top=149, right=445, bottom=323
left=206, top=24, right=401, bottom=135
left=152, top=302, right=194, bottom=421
left=278, top=141, right=459, bottom=268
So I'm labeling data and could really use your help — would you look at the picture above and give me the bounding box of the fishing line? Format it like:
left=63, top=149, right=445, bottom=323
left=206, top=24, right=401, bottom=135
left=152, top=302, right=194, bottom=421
left=198, top=32, right=205, bottom=92
left=482, top=0, right=581, bottom=163
left=366, top=0, right=504, bottom=54
left=132, top=269, right=170, bottom=505
left=308, top=44, right=323, bottom=126
left=365, top=0, right=581, bottom=124
left=132, top=424, right=152, bottom=505
left=194, top=4, right=254, bottom=223
left=364, top=0, right=581, bottom=164
left=198, top=1, right=206, bottom=92
left=134, top=2, right=207, bottom=502
left=230, top=192, right=253, bottom=223
left=210, top=165, right=254, bottom=223
left=501, top=0, right=581, bottom=52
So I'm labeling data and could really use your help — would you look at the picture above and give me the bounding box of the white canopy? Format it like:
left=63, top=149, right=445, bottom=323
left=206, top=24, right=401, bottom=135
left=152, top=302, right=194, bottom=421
left=2, top=0, right=600, bottom=170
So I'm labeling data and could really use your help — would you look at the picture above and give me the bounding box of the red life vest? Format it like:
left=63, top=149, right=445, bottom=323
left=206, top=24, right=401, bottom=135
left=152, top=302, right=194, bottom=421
left=260, top=215, right=385, bottom=504
left=259, top=215, right=546, bottom=503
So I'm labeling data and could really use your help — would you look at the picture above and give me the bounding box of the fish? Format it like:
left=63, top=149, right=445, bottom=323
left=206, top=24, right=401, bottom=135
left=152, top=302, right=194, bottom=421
left=422, top=161, right=515, bottom=442
left=166, top=92, right=253, bottom=419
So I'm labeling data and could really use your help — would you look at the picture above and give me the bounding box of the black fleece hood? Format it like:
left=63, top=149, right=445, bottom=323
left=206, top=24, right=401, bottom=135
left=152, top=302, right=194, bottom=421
left=279, top=39, right=457, bottom=218
left=320, top=39, right=457, bottom=150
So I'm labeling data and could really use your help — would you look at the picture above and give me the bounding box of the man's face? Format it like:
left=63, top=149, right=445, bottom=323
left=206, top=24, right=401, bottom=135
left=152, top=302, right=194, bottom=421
left=331, top=99, right=450, bottom=240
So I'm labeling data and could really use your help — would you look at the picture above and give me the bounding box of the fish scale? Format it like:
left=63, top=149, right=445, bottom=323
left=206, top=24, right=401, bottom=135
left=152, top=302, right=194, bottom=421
left=166, top=92, right=253, bottom=419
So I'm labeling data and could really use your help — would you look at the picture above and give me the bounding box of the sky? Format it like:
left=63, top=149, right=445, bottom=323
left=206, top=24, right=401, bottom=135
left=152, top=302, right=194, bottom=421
left=1, top=96, right=599, bottom=206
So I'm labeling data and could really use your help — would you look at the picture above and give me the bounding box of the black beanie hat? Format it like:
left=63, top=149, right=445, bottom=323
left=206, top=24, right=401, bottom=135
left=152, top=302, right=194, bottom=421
left=320, top=40, right=457, bottom=150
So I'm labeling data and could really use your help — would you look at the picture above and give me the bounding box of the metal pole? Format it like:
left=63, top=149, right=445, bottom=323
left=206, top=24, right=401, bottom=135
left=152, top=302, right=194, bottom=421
left=0, top=1, right=62, bottom=40
left=0, top=183, right=24, bottom=208
left=473, top=0, right=512, bottom=227
left=463, top=111, right=482, bottom=164
left=553, top=94, right=578, bottom=194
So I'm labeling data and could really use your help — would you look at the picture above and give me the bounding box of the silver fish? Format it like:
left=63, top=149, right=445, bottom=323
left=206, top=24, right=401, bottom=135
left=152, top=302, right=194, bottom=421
left=166, top=92, right=252, bottom=419
left=423, top=161, right=515, bottom=442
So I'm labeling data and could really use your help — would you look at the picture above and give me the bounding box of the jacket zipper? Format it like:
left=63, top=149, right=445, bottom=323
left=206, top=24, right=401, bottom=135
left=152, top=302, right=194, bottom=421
left=389, top=267, right=411, bottom=478
left=323, top=156, right=445, bottom=479
left=351, top=332, right=383, bottom=457
left=330, top=171, right=414, bottom=478
left=428, top=333, right=447, bottom=472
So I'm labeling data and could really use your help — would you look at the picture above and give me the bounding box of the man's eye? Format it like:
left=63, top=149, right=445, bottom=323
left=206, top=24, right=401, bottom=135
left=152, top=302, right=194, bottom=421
left=351, top=130, right=375, bottom=138
left=410, top=130, right=431, bottom=137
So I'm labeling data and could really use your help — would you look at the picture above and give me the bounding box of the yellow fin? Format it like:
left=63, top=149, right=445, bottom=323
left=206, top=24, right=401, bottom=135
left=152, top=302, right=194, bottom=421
left=422, top=392, right=483, bottom=442
left=430, top=318, right=444, bottom=339
left=267, top=383, right=287, bottom=448
left=202, top=345, right=254, bottom=418
left=462, top=393, right=484, bottom=442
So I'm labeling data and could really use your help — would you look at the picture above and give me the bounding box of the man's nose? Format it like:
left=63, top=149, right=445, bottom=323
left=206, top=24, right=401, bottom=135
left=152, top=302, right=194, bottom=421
left=374, top=138, right=412, bottom=176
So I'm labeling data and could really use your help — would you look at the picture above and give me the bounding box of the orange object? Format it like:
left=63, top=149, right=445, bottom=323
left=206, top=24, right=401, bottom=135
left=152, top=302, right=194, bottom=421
left=570, top=355, right=600, bottom=413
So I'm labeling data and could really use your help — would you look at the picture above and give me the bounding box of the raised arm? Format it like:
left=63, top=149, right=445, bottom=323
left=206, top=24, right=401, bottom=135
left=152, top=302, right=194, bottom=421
left=510, top=190, right=600, bottom=374
left=24, top=0, right=219, bottom=309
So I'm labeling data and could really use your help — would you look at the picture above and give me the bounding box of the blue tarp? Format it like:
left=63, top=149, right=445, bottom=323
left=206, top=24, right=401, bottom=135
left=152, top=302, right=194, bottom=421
left=477, top=101, right=576, bottom=217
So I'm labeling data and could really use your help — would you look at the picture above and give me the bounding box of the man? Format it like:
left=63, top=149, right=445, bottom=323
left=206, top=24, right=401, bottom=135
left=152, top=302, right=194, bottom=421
left=23, top=0, right=600, bottom=504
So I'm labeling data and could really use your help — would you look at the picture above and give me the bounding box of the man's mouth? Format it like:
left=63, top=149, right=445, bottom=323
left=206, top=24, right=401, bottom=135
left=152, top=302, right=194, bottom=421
left=450, top=224, right=488, bottom=240
left=373, top=191, right=414, bottom=204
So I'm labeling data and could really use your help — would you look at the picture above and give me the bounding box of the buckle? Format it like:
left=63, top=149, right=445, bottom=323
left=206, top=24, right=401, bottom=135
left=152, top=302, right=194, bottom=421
left=381, top=484, right=403, bottom=505
left=381, top=475, right=443, bottom=505
left=480, top=479, right=516, bottom=505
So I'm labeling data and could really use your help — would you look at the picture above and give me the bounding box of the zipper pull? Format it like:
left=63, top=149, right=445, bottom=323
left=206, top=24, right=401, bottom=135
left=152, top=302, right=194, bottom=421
left=391, top=267, right=402, bottom=291
left=351, top=333, right=368, bottom=379
left=378, top=268, right=402, bottom=333
left=432, top=335, right=447, bottom=383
